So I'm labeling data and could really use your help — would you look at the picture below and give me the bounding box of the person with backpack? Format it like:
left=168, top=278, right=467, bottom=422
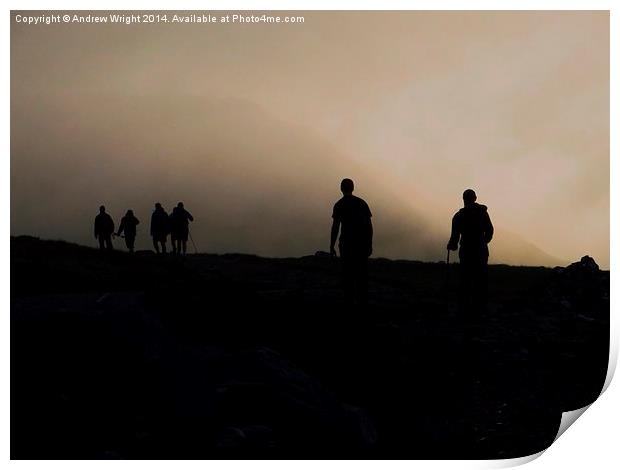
left=150, top=202, right=170, bottom=254
left=116, top=209, right=140, bottom=253
left=94, top=205, right=115, bottom=251
left=447, top=189, right=494, bottom=316
left=170, top=202, right=194, bottom=255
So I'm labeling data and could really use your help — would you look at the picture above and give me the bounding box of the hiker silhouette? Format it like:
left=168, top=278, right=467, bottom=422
left=330, top=178, right=373, bottom=304
left=94, top=205, right=115, bottom=251
left=447, top=189, right=494, bottom=317
left=150, top=203, right=170, bottom=254
left=116, top=210, right=140, bottom=253
left=170, top=202, right=194, bottom=255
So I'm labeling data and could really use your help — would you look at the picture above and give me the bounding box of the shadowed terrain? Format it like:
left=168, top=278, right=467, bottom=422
left=11, top=236, right=609, bottom=459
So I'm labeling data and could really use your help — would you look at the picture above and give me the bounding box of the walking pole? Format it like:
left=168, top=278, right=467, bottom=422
left=188, top=228, right=198, bottom=254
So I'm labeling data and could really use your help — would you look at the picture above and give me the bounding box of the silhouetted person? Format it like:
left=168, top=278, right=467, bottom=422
left=447, top=189, right=494, bottom=318
left=94, top=205, right=114, bottom=251
left=116, top=210, right=140, bottom=253
left=330, top=178, right=373, bottom=304
left=170, top=202, right=194, bottom=255
left=150, top=203, right=169, bottom=254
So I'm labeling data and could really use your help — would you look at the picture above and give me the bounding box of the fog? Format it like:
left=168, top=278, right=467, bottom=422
left=11, top=11, right=609, bottom=267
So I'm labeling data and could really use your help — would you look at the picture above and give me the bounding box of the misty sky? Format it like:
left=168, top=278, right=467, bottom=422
left=11, top=11, right=609, bottom=267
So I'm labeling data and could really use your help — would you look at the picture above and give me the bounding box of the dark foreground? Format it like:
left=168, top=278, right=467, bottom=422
left=11, top=236, right=609, bottom=459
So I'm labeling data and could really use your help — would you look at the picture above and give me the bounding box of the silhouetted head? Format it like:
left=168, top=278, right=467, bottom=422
left=155, top=202, right=162, bottom=210
left=177, top=202, right=184, bottom=209
left=126, top=210, right=134, bottom=217
left=340, top=178, right=354, bottom=195
left=99, top=205, right=106, bottom=214
left=463, top=189, right=477, bottom=206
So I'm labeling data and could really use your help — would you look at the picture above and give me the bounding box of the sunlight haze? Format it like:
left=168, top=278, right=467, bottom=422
left=10, top=11, right=609, bottom=268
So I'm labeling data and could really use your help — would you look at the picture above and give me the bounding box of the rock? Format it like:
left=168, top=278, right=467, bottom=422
left=567, top=255, right=599, bottom=274
left=543, top=255, right=608, bottom=320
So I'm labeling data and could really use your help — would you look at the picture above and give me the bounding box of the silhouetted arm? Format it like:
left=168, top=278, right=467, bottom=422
left=484, top=212, right=494, bottom=244
left=330, top=219, right=340, bottom=257
left=187, top=212, right=194, bottom=222
left=447, top=214, right=460, bottom=251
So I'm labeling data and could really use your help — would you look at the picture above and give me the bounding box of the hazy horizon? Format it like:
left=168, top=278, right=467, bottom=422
left=11, top=11, right=609, bottom=268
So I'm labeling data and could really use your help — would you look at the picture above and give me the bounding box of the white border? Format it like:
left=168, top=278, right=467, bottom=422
left=3, top=1, right=617, bottom=468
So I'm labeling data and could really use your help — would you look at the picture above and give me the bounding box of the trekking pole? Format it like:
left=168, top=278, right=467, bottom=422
left=188, top=228, right=198, bottom=254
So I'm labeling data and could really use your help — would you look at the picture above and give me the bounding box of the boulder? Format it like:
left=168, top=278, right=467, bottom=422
left=566, top=255, right=599, bottom=274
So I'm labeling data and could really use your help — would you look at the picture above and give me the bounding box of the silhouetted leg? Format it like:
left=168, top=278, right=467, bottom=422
left=161, top=242, right=167, bottom=254
left=460, top=258, right=481, bottom=338
left=181, top=240, right=187, bottom=255
left=341, top=255, right=355, bottom=302
left=126, top=236, right=135, bottom=253
left=472, top=260, right=488, bottom=317
left=104, top=235, right=113, bottom=251
left=153, top=238, right=160, bottom=254
left=98, top=236, right=105, bottom=250
left=458, top=261, right=470, bottom=315
left=355, top=256, right=369, bottom=304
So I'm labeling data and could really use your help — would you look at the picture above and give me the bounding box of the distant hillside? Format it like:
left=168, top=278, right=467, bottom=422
left=490, top=228, right=565, bottom=267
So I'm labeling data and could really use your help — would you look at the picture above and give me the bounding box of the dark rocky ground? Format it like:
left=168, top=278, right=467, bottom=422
left=10, top=236, right=609, bottom=459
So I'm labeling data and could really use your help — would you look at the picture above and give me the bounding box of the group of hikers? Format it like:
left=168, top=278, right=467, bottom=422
left=329, top=179, right=493, bottom=313
left=94, top=179, right=493, bottom=314
left=94, top=202, right=194, bottom=255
